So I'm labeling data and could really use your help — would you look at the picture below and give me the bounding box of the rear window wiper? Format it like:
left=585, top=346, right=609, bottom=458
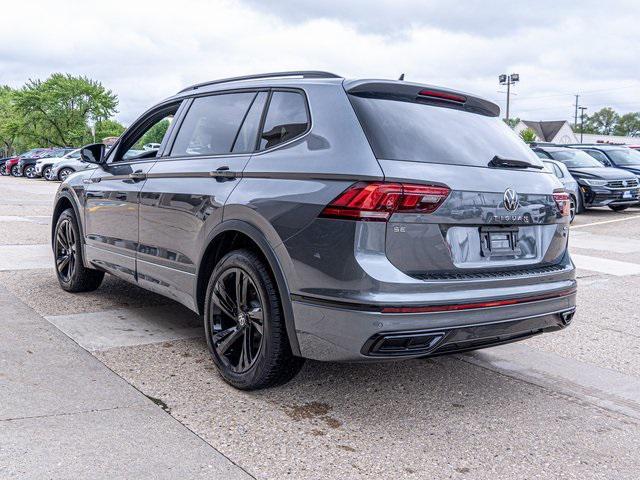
left=488, top=155, right=543, bottom=169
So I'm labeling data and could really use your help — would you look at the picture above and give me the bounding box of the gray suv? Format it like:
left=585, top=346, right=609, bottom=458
left=51, top=71, right=577, bottom=390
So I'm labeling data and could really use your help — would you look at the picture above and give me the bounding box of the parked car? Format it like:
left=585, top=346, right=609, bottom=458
left=35, top=148, right=80, bottom=180
left=628, top=145, right=640, bottom=151
left=17, top=148, right=74, bottom=178
left=533, top=145, right=639, bottom=211
left=534, top=156, right=581, bottom=222
left=52, top=71, right=576, bottom=390
left=50, top=154, right=97, bottom=181
left=568, top=144, right=640, bottom=180
left=0, top=156, right=12, bottom=176
left=9, top=148, right=53, bottom=176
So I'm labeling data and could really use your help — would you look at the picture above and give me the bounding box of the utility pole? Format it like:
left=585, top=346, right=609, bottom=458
left=574, top=95, right=580, bottom=127
left=499, top=73, right=520, bottom=122
left=579, top=106, right=587, bottom=144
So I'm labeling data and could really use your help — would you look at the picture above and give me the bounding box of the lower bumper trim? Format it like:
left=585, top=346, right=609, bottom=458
left=360, top=307, right=576, bottom=358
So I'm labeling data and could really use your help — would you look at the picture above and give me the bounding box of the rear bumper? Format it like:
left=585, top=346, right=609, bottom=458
left=293, top=285, right=576, bottom=361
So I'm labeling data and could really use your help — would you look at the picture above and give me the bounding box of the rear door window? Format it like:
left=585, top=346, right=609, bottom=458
left=232, top=92, right=268, bottom=153
left=171, top=92, right=256, bottom=157
left=259, top=91, right=309, bottom=150
left=349, top=95, right=543, bottom=168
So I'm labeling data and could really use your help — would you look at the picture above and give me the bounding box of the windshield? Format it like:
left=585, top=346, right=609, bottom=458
left=549, top=149, right=603, bottom=168
left=607, top=148, right=640, bottom=166
left=349, top=95, right=543, bottom=168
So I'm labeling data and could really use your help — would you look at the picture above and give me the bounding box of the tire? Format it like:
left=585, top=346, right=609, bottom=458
left=0, top=165, right=8, bottom=176
left=204, top=249, right=304, bottom=390
left=24, top=165, right=36, bottom=178
left=58, top=168, right=74, bottom=181
left=11, top=165, right=21, bottom=177
left=43, top=166, right=53, bottom=181
left=569, top=196, right=577, bottom=223
left=54, top=208, right=104, bottom=292
left=609, top=205, right=629, bottom=212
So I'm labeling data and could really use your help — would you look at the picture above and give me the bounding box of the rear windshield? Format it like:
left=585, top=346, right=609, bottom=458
left=349, top=95, right=543, bottom=168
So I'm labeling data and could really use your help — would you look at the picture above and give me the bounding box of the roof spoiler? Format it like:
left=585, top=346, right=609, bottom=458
left=344, top=80, right=500, bottom=117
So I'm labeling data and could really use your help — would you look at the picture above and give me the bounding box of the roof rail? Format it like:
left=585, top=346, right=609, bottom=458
left=178, top=71, right=343, bottom=93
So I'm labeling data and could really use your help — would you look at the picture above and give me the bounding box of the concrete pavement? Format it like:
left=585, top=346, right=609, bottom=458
left=1, top=175, right=640, bottom=479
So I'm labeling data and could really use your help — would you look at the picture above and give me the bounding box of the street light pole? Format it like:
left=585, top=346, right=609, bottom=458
left=579, top=106, right=587, bottom=144
left=499, top=73, right=520, bottom=122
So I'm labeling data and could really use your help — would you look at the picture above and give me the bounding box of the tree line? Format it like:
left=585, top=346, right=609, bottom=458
left=506, top=107, right=640, bottom=137
left=573, top=107, right=640, bottom=137
left=0, top=73, right=125, bottom=157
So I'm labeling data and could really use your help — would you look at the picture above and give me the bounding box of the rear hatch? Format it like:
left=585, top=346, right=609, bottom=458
left=345, top=80, right=569, bottom=276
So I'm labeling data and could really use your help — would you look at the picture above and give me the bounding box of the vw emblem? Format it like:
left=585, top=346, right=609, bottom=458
left=503, top=188, right=519, bottom=212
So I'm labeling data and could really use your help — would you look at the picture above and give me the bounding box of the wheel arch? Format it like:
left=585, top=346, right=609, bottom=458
left=196, top=220, right=301, bottom=356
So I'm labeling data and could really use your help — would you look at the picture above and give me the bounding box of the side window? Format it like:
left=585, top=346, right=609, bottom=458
left=116, top=104, right=180, bottom=162
left=232, top=92, right=268, bottom=153
left=171, top=93, right=255, bottom=157
left=585, top=149, right=608, bottom=165
left=553, top=163, right=564, bottom=178
left=534, top=150, right=550, bottom=159
left=259, top=91, right=309, bottom=150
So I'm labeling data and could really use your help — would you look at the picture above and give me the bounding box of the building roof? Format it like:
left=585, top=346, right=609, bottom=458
left=521, top=120, right=568, bottom=142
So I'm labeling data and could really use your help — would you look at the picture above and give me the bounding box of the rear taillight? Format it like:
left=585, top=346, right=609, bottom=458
left=320, top=182, right=450, bottom=222
left=553, top=191, right=571, bottom=217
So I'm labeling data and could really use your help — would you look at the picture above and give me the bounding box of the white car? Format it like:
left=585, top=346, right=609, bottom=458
left=50, top=151, right=97, bottom=181
left=35, top=148, right=81, bottom=181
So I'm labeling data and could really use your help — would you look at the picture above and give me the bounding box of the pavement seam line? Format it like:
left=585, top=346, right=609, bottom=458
left=453, top=354, right=640, bottom=424
left=0, top=404, right=146, bottom=423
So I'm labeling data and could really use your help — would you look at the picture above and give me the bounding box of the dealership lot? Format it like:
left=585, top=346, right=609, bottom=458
left=1, top=176, right=639, bottom=479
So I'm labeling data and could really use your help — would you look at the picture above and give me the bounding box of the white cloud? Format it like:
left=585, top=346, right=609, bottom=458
left=0, top=0, right=638, bottom=125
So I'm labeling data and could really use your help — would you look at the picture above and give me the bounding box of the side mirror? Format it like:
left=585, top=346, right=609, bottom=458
left=80, top=143, right=106, bottom=165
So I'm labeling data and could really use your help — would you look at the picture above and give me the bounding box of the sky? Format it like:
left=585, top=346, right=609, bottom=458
left=1, top=0, right=639, bottom=126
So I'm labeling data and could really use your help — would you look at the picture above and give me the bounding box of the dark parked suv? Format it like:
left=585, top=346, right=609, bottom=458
left=51, top=71, right=576, bottom=389
left=533, top=145, right=639, bottom=211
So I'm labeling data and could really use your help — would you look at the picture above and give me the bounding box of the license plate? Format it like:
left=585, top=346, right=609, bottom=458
left=480, top=226, right=520, bottom=258
left=623, top=190, right=633, bottom=199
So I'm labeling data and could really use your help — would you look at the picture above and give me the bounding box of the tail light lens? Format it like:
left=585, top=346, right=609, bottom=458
left=320, top=182, right=450, bottom=221
left=553, top=191, right=571, bottom=217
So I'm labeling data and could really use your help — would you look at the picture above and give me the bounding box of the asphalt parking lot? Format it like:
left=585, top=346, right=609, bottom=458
left=1, top=175, right=640, bottom=479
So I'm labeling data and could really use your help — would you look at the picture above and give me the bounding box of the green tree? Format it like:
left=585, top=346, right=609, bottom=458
left=503, top=117, right=520, bottom=129
left=613, top=112, right=640, bottom=137
left=584, top=107, right=619, bottom=135
left=137, top=119, right=170, bottom=147
left=12, top=73, right=118, bottom=147
left=95, top=119, right=126, bottom=141
left=519, top=128, right=537, bottom=143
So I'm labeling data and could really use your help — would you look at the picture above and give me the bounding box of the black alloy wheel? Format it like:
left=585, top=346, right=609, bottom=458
left=204, top=249, right=304, bottom=390
left=210, top=266, right=265, bottom=374
left=53, top=209, right=104, bottom=292
left=55, top=217, right=77, bottom=283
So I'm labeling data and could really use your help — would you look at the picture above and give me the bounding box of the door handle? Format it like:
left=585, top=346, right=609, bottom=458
left=209, top=166, right=237, bottom=179
left=129, top=170, right=147, bottom=181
